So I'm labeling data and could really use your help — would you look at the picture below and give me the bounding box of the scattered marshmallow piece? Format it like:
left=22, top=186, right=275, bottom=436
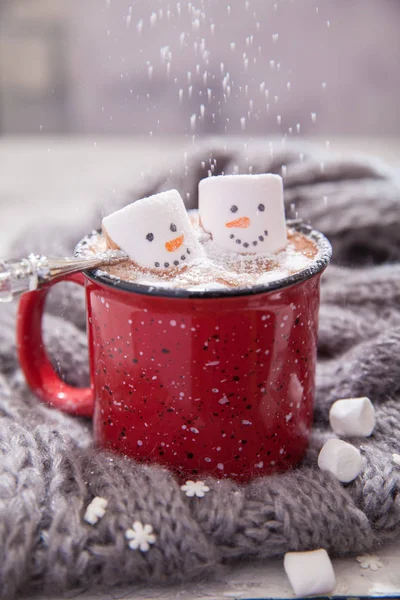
left=329, top=397, right=375, bottom=437
left=318, top=439, right=362, bottom=483
left=284, top=549, right=336, bottom=597
left=102, top=190, right=203, bottom=270
left=199, top=174, right=287, bottom=255
left=84, top=496, right=108, bottom=525
left=392, top=453, right=400, bottom=467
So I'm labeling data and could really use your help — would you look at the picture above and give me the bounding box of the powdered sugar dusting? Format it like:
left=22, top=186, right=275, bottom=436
left=78, top=212, right=319, bottom=291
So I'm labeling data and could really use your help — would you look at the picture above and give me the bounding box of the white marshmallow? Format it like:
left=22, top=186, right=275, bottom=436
left=318, top=438, right=362, bottom=483
left=199, top=174, right=287, bottom=254
left=102, top=190, right=203, bottom=270
left=329, top=397, right=375, bottom=437
left=284, top=549, right=336, bottom=597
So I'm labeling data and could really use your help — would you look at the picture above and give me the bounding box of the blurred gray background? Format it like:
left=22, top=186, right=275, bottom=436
left=1, top=0, right=399, bottom=136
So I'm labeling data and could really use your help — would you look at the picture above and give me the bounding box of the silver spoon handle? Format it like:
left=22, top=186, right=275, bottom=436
left=0, top=252, right=126, bottom=302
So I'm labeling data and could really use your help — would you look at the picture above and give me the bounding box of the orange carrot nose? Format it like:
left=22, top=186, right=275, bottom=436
left=165, top=235, right=184, bottom=252
left=225, top=216, right=251, bottom=228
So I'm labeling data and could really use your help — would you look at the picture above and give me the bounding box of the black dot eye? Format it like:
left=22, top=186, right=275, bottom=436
left=170, top=223, right=177, bottom=232
left=230, top=205, right=238, bottom=213
left=258, top=203, right=265, bottom=212
left=146, top=233, right=154, bottom=242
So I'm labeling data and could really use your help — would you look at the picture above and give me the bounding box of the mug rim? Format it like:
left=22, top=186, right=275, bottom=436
left=76, top=223, right=332, bottom=299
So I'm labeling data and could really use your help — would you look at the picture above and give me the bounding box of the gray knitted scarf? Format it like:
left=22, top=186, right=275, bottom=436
left=1, top=139, right=400, bottom=598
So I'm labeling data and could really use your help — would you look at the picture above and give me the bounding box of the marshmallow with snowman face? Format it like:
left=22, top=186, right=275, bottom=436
left=102, top=189, right=203, bottom=270
left=199, top=174, right=287, bottom=254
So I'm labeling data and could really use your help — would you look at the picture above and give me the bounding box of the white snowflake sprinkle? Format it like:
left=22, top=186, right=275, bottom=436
left=392, top=453, right=400, bottom=467
left=356, top=554, right=384, bottom=571
left=125, top=521, right=156, bottom=552
left=181, top=480, right=210, bottom=498
left=84, top=496, right=108, bottom=525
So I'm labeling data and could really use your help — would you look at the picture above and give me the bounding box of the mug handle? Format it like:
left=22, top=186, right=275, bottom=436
left=16, top=272, right=94, bottom=417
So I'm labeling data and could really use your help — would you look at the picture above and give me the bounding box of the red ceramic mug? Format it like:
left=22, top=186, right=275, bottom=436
left=17, top=225, right=331, bottom=483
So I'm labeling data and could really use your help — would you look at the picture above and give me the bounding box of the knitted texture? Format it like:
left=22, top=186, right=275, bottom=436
left=1, top=139, right=400, bottom=598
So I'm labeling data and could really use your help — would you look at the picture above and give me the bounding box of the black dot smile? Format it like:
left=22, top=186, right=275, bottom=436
left=153, top=249, right=191, bottom=269
left=229, top=230, right=269, bottom=247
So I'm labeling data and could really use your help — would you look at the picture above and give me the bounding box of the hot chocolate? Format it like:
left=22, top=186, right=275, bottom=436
left=79, top=214, right=318, bottom=291
left=78, top=176, right=320, bottom=291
